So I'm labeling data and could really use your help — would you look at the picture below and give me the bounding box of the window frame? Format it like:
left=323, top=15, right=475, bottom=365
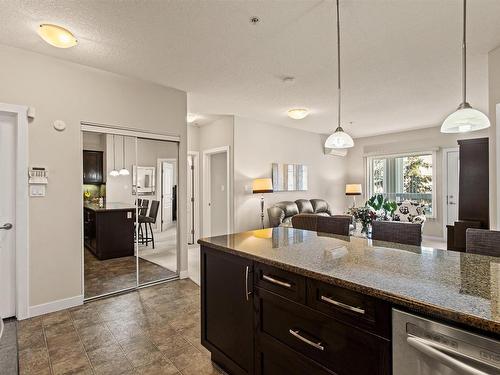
left=365, top=150, right=437, bottom=219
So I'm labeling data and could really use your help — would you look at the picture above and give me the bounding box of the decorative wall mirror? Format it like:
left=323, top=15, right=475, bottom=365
left=133, top=165, right=156, bottom=194
left=272, top=163, right=308, bottom=191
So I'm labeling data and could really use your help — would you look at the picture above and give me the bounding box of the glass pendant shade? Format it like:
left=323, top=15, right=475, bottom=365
left=109, top=169, right=119, bottom=177
left=325, top=126, right=354, bottom=149
left=119, top=168, right=130, bottom=176
left=441, top=103, right=490, bottom=133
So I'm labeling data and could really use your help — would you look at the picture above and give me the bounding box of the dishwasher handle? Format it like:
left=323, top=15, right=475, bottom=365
left=407, top=336, right=492, bottom=375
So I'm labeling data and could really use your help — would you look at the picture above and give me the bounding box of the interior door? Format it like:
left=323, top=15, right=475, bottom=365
left=0, top=112, right=16, bottom=318
left=446, top=151, right=459, bottom=226
left=187, top=155, right=194, bottom=244
left=162, top=161, right=174, bottom=229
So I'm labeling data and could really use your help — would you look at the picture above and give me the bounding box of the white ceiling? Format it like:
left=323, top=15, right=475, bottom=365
left=1, top=0, right=500, bottom=137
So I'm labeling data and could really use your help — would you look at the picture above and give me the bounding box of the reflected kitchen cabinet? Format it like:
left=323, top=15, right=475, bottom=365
left=83, top=150, right=104, bottom=184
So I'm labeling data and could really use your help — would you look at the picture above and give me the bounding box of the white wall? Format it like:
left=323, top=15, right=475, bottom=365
left=233, top=117, right=346, bottom=232
left=345, top=125, right=490, bottom=238
left=0, top=44, right=187, bottom=311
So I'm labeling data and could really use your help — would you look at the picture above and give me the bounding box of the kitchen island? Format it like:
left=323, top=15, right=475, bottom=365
left=199, top=227, right=500, bottom=375
left=84, top=202, right=135, bottom=260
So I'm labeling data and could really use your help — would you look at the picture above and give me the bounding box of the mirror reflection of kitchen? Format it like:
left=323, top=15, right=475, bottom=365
left=136, top=138, right=178, bottom=286
left=82, top=131, right=179, bottom=300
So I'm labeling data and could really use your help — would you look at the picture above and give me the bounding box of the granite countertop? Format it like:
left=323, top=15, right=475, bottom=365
left=198, top=227, right=500, bottom=334
left=84, top=202, right=136, bottom=212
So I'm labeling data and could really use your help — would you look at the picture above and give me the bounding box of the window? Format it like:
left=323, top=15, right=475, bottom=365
left=367, top=152, right=435, bottom=217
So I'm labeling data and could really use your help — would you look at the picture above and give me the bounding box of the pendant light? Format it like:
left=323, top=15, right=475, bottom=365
left=119, top=136, right=130, bottom=176
left=441, top=0, right=490, bottom=133
left=325, top=0, right=354, bottom=149
left=109, top=135, right=119, bottom=177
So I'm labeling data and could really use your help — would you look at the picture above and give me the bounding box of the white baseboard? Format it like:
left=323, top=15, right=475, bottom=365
left=28, top=294, right=84, bottom=318
left=179, top=270, right=189, bottom=279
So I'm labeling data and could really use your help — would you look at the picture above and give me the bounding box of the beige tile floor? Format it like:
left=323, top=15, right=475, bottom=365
left=17, top=279, right=223, bottom=375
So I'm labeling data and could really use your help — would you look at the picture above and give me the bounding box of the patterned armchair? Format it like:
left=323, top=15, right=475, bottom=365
left=392, top=200, right=427, bottom=226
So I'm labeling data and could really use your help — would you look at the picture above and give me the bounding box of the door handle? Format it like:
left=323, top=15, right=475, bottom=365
left=0, top=223, right=13, bottom=230
left=245, top=265, right=252, bottom=301
left=407, top=336, right=493, bottom=375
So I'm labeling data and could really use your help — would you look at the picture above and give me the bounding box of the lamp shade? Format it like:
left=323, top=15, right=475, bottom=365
left=441, top=105, right=490, bottom=133
left=324, top=127, right=354, bottom=149
left=253, top=178, right=273, bottom=193
left=345, top=184, right=362, bottom=196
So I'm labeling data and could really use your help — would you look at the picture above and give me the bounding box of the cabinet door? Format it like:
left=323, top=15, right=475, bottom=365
left=201, top=246, right=254, bottom=375
left=83, top=150, right=103, bottom=184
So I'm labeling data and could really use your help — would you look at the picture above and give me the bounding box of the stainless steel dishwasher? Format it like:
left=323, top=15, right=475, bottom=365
left=393, top=309, right=500, bottom=374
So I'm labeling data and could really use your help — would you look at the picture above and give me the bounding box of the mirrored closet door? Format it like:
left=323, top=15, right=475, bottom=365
left=82, top=127, right=179, bottom=300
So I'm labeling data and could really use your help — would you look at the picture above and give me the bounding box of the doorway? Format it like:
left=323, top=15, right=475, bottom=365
left=202, top=146, right=231, bottom=237
left=81, top=124, right=180, bottom=300
left=0, top=104, right=29, bottom=322
left=443, top=148, right=459, bottom=237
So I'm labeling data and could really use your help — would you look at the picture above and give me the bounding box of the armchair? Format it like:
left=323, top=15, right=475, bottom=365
left=392, top=200, right=427, bottom=227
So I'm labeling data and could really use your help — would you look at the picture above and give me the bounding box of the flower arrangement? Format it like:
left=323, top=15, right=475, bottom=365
left=348, top=194, right=398, bottom=234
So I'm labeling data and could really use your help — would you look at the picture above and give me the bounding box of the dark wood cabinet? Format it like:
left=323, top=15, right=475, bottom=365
left=448, top=138, right=489, bottom=251
left=83, top=150, right=104, bottom=184
left=84, top=206, right=134, bottom=260
left=201, top=245, right=391, bottom=375
left=201, top=246, right=254, bottom=375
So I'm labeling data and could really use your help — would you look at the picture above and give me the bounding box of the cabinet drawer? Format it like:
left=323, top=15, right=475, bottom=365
left=256, top=288, right=391, bottom=375
left=255, top=263, right=306, bottom=303
left=256, top=334, right=335, bottom=375
left=307, top=278, right=391, bottom=338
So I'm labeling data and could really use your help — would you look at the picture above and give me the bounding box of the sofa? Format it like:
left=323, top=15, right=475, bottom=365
left=267, top=199, right=331, bottom=227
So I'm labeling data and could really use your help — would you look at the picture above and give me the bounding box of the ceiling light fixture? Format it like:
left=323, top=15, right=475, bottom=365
left=325, top=0, right=354, bottom=149
left=441, top=0, right=490, bottom=134
left=187, top=113, right=198, bottom=123
left=287, top=108, right=309, bottom=120
left=110, top=135, right=119, bottom=177
left=37, top=24, right=78, bottom=48
left=119, top=136, right=130, bottom=176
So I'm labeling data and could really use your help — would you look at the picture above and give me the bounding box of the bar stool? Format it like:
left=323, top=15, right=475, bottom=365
left=139, top=200, right=159, bottom=249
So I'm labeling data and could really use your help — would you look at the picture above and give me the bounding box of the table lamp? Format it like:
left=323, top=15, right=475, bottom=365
left=346, top=184, right=362, bottom=208
left=253, top=178, right=273, bottom=229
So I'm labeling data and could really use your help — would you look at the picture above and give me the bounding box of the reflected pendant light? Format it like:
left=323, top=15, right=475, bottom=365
left=441, top=0, right=490, bottom=133
left=324, top=0, right=354, bottom=149
left=110, top=135, right=119, bottom=177
left=119, top=136, right=130, bottom=176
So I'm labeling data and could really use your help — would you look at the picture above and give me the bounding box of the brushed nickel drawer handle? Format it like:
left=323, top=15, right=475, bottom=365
left=320, top=295, right=365, bottom=315
left=262, top=274, right=292, bottom=288
left=289, top=329, right=325, bottom=351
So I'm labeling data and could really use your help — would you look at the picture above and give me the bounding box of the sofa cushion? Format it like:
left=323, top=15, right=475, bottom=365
left=274, top=201, right=299, bottom=218
left=295, top=199, right=314, bottom=214
left=311, top=199, right=330, bottom=214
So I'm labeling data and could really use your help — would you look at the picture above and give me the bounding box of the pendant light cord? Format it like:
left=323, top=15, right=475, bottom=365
left=336, top=0, right=342, bottom=129
left=462, top=0, right=467, bottom=105
left=122, top=136, right=125, bottom=169
left=113, top=135, right=116, bottom=170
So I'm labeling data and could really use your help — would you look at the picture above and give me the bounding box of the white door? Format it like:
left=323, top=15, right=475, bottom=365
left=162, top=161, right=175, bottom=229
left=0, top=112, right=17, bottom=319
left=187, top=156, right=194, bottom=244
left=446, top=150, right=459, bottom=226
left=209, top=152, right=228, bottom=236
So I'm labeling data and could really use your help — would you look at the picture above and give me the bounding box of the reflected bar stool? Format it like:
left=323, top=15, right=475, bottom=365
left=137, top=199, right=149, bottom=243
left=317, top=215, right=352, bottom=236
left=139, top=200, right=159, bottom=249
left=466, top=228, right=500, bottom=257
left=292, top=214, right=318, bottom=231
left=371, top=221, right=422, bottom=246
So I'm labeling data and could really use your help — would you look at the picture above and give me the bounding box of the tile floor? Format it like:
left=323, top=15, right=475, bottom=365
left=18, top=279, right=223, bottom=375
left=84, top=249, right=177, bottom=299
left=0, top=319, right=18, bottom=374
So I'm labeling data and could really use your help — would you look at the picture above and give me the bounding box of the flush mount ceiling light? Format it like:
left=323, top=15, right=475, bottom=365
left=187, top=113, right=198, bottom=123
left=37, top=24, right=78, bottom=48
left=441, top=0, right=490, bottom=133
left=287, top=108, right=309, bottom=120
left=324, top=0, right=354, bottom=149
